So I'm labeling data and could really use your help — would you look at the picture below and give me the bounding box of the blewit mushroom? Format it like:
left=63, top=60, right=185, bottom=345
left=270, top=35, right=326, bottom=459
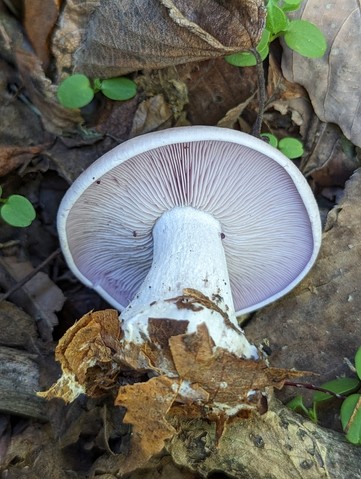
left=58, top=126, right=321, bottom=360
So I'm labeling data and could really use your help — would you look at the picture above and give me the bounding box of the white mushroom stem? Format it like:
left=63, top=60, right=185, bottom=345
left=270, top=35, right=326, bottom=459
left=121, top=206, right=258, bottom=359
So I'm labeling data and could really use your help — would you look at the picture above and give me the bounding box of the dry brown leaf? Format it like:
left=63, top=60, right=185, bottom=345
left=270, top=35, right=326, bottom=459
left=41, top=307, right=307, bottom=409
left=23, top=0, right=61, bottom=69
left=129, top=94, right=173, bottom=138
left=169, top=323, right=306, bottom=412
left=281, top=0, right=361, bottom=147
left=266, top=55, right=313, bottom=135
left=115, top=376, right=178, bottom=474
left=174, top=57, right=259, bottom=126
left=217, top=92, right=256, bottom=129
left=53, top=0, right=266, bottom=78
left=0, top=145, right=44, bottom=176
left=39, top=310, right=122, bottom=401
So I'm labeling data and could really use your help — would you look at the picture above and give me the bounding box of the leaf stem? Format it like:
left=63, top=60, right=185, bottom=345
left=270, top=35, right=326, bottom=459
left=251, top=48, right=266, bottom=139
left=284, top=381, right=347, bottom=400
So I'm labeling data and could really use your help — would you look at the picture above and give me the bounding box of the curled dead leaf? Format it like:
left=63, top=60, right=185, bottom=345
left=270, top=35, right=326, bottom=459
left=115, top=376, right=178, bottom=474
left=38, top=310, right=122, bottom=401
left=53, top=0, right=266, bottom=78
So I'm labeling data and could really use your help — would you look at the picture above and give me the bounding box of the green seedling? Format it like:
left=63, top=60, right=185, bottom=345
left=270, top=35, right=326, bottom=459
left=225, top=0, right=327, bottom=67
left=287, top=346, right=361, bottom=444
left=57, top=74, right=137, bottom=109
left=0, top=186, right=36, bottom=227
left=261, top=133, right=304, bottom=159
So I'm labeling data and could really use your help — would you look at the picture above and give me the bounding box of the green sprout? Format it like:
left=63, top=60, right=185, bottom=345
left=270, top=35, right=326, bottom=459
left=57, top=74, right=137, bottom=109
left=261, top=133, right=304, bottom=159
left=287, top=346, right=361, bottom=445
left=0, top=186, right=36, bottom=227
left=225, top=0, right=327, bottom=67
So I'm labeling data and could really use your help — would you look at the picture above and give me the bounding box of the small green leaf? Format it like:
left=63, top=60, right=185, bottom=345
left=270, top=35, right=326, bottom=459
left=261, top=133, right=278, bottom=148
left=266, top=2, right=288, bottom=35
left=278, top=137, right=304, bottom=159
left=313, top=377, right=361, bottom=403
left=340, top=394, right=361, bottom=444
left=0, top=195, right=36, bottom=227
left=57, top=74, right=94, bottom=109
left=284, top=20, right=327, bottom=58
left=257, top=29, right=271, bottom=51
left=225, top=46, right=269, bottom=67
left=355, top=346, right=361, bottom=380
left=225, top=30, right=270, bottom=67
left=287, top=395, right=309, bottom=415
left=92, top=78, right=102, bottom=92
left=282, top=0, right=303, bottom=12
left=100, top=77, right=137, bottom=101
left=309, top=402, right=318, bottom=423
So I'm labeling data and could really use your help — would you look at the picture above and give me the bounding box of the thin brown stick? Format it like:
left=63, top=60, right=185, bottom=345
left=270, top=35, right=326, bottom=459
left=0, top=248, right=61, bottom=303
left=251, top=48, right=266, bottom=139
left=284, top=380, right=348, bottom=400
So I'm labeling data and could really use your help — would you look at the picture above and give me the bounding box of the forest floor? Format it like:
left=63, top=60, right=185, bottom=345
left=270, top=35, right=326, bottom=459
left=1, top=1, right=361, bottom=478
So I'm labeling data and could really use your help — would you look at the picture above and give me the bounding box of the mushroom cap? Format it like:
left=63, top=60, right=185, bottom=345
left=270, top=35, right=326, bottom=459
left=58, top=126, right=321, bottom=314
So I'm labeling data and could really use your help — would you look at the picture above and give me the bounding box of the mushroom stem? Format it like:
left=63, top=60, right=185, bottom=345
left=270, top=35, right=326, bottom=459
left=121, top=206, right=258, bottom=359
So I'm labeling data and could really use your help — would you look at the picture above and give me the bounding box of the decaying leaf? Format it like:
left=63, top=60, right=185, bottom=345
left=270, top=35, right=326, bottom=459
left=0, top=145, right=44, bottom=177
left=129, top=94, right=173, bottom=138
left=217, top=92, right=256, bottom=130
left=0, top=8, right=83, bottom=135
left=281, top=0, right=361, bottom=147
left=169, top=323, right=305, bottom=413
left=53, top=0, right=266, bottom=78
left=115, top=376, right=178, bottom=474
left=40, top=305, right=309, bottom=474
left=169, top=395, right=361, bottom=479
left=23, top=0, right=61, bottom=69
left=38, top=310, right=122, bottom=402
left=266, top=55, right=313, bottom=136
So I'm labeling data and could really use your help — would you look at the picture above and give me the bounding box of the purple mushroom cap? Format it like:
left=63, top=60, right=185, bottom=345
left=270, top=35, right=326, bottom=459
left=58, top=126, right=321, bottom=314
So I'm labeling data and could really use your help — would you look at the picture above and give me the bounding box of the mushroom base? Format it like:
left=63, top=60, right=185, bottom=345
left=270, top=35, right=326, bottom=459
left=121, top=206, right=257, bottom=359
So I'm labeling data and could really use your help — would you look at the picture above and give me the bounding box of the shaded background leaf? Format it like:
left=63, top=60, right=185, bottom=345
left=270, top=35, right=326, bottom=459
left=281, top=0, right=361, bottom=147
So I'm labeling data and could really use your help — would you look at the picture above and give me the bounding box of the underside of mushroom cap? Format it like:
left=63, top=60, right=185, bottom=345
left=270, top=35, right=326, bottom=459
left=58, top=126, right=321, bottom=314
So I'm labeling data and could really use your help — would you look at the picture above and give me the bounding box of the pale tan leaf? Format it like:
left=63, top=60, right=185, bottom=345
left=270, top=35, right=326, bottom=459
left=281, top=0, right=361, bottom=147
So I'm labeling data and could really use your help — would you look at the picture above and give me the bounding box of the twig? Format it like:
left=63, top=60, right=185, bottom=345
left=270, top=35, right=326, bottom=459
left=284, top=380, right=347, bottom=400
left=0, top=248, right=61, bottom=303
left=251, top=48, right=266, bottom=139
